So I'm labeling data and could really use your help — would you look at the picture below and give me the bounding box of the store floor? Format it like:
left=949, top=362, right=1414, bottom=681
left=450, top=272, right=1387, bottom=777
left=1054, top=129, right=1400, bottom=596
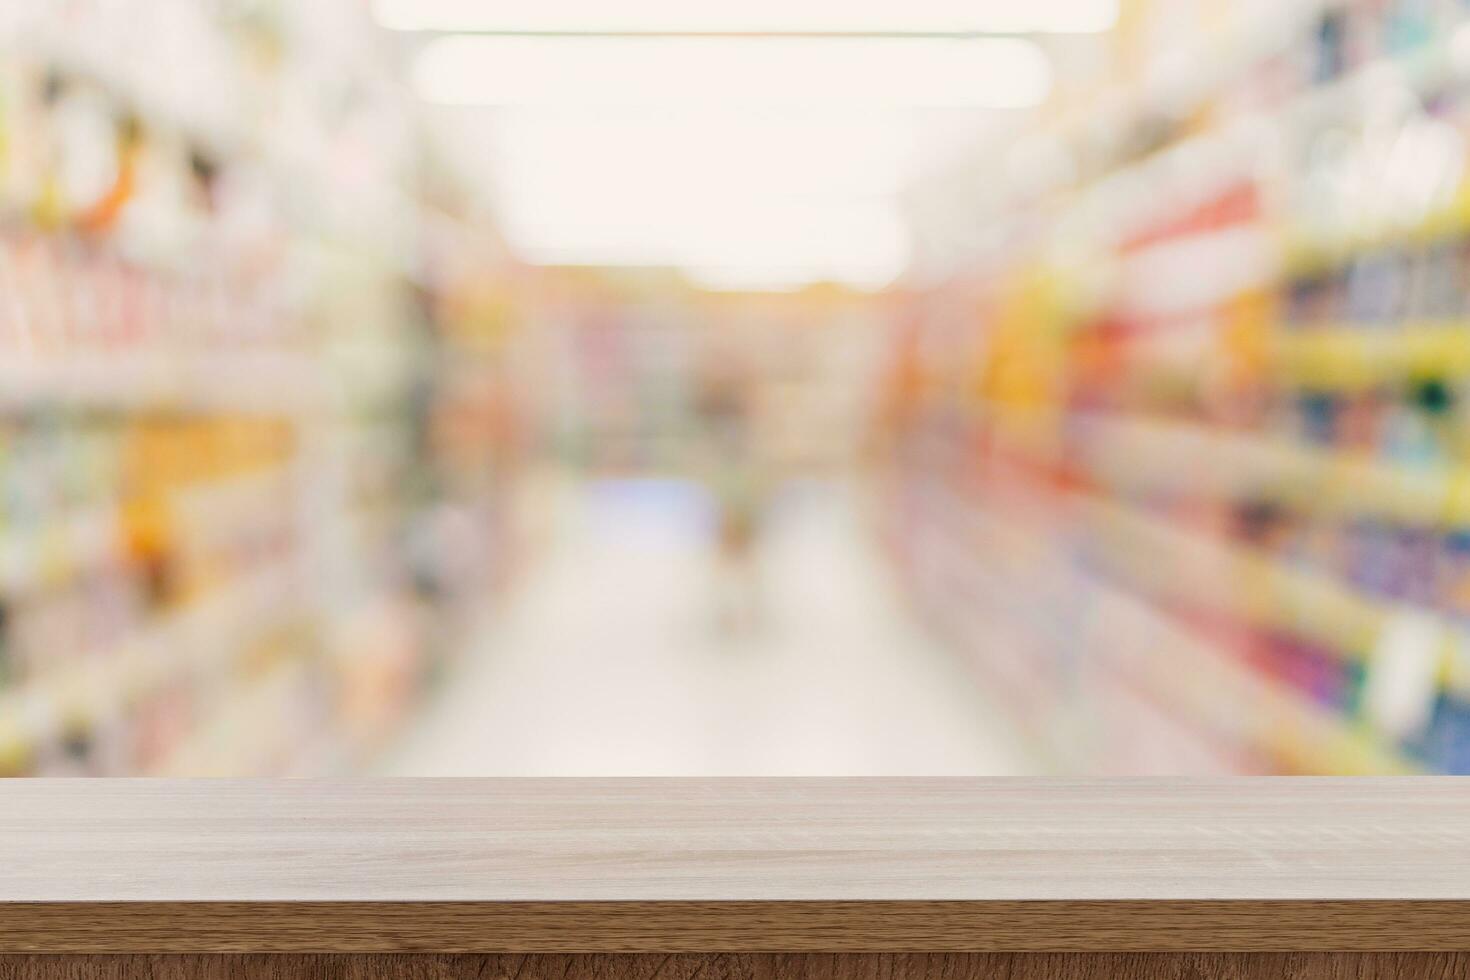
left=377, top=476, right=1033, bottom=775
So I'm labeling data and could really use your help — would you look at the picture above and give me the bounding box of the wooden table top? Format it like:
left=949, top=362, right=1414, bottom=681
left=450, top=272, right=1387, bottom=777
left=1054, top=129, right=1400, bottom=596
left=2, top=778, right=1469, bottom=952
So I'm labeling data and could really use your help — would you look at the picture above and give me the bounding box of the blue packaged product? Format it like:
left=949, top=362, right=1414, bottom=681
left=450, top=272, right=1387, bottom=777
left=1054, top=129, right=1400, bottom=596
left=1345, top=248, right=1407, bottom=325
left=1384, top=0, right=1435, bottom=54
left=1297, top=392, right=1340, bottom=445
left=1314, top=9, right=1348, bottom=83
left=1416, top=693, right=1470, bottom=774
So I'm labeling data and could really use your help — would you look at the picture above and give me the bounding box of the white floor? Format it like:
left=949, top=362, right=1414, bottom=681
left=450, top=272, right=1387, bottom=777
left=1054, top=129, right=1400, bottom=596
left=377, top=477, right=1033, bottom=775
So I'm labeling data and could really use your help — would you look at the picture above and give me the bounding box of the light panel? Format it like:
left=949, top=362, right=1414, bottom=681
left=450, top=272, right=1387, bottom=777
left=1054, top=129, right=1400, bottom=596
left=497, top=194, right=911, bottom=289
left=484, top=111, right=929, bottom=199
left=441, top=111, right=937, bottom=287
left=412, top=35, right=1052, bottom=109
left=375, top=0, right=1119, bottom=35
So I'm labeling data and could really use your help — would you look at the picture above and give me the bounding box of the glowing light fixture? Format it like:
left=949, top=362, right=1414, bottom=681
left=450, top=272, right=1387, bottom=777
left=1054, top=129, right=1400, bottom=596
left=412, top=35, right=1052, bottom=109
left=496, top=192, right=912, bottom=290
left=374, top=0, right=1119, bottom=35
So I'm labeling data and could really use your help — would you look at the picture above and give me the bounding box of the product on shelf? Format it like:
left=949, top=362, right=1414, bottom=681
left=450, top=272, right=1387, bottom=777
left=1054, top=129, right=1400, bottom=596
left=0, top=5, right=527, bottom=777
left=884, top=0, right=1470, bottom=775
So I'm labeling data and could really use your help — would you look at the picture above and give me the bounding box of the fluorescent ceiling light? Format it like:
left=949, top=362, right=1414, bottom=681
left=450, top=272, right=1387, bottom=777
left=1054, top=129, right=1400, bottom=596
left=375, top=0, right=1119, bottom=35
left=426, top=109, right=979, bottom=288
left=483, top=111, right=929, bottom=199
left=412, top=36, right=1052, bottom=109
left=496, top=195, right=911, bottom=289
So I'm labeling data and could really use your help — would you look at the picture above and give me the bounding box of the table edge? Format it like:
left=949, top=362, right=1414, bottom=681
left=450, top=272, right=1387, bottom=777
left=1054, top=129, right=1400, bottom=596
left=3, top=899, right=1469, bottom=953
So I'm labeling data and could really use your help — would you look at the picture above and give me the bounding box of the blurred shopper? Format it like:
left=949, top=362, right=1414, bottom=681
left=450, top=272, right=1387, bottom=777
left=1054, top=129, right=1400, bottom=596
left=695, top=350, right=768, bottom=635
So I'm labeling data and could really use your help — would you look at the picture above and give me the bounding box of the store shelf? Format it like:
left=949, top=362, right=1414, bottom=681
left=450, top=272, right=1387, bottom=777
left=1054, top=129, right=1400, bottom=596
left=0, top=506, right=120, bottom=595
left=1082, top=568, right=1415, bottom=775
left=958, top=7, right=1470, bottom=275
left=0, top=352, right=325, bottom=415
left=1072, top=413, right=1467, bottom=528
left=0, top=1, right=528, bottom=780
left=0, top=559, right=305, bottom=770
left=148, top=658, right=313, bottom=777
left=1270, top=322, right=1470, bottom=390
left=1076, top=493, right=1470, bottom=702
left=889, top=474, right=1416, bottom=774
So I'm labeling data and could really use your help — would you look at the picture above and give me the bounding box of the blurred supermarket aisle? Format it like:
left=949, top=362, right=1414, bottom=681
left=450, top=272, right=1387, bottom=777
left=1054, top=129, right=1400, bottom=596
left=20, top=0, right=1470, bottom=778
left=379, top=477, right=1032, bottom=776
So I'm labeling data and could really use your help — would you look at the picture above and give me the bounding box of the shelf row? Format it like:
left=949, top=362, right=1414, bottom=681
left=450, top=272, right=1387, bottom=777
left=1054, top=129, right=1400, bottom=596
left=883, top=471, right=1414, bottom=775
left=0, top=558, right=302, bottom=772
left=0, top=351, right=325, bottom=415
left=1074, top=492, right=1470, bottom=704
left=1071, top=412, right=1468, bottom=527
left=916, top=413, right=1470, bottom=697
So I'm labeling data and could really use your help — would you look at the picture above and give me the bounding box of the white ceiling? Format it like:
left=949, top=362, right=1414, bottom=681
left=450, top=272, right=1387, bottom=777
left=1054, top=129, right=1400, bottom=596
left=374, top=0, right=1120, bottom=35
left=428, top=106, right=1007, bottom=289
left=386, top=0, right=1118, bottom=289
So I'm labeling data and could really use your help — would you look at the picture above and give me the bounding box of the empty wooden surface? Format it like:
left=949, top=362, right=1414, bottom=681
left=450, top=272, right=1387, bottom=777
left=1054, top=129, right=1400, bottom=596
left=5, top=778, right=1470, bottom=901
left=1, top=779, right=1469, bottom=952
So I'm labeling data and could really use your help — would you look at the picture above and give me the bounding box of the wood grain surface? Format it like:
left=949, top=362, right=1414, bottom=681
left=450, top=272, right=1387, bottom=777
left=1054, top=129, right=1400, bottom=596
left=2, top=954, right=1469, bottom=980
left=2, top=779, right=1470, bottom=953
left=5, top=901, right=1470, bottom=953
left=4, top=779, right=1470, bottom=901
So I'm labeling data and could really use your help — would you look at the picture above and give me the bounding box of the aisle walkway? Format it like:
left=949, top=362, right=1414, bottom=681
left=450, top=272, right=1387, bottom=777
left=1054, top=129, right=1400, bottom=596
left=378, top=477, right=1033, bottom=775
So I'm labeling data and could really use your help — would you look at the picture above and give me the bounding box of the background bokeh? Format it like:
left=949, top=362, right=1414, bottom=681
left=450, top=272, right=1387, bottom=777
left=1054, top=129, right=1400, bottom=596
left=2, top=0, right=1467, bottom=776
